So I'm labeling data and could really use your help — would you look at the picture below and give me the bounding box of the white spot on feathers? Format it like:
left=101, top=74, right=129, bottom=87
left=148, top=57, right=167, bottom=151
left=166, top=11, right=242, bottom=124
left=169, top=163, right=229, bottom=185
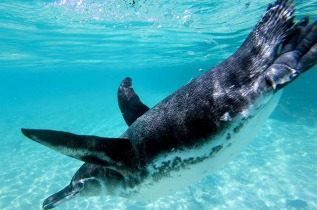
left=221, top=112, right=231, bottom=121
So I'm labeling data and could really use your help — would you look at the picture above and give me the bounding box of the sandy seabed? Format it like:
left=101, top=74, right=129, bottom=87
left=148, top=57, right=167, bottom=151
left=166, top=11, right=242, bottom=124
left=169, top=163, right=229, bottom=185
left=0, top=92, right=316, bottom=210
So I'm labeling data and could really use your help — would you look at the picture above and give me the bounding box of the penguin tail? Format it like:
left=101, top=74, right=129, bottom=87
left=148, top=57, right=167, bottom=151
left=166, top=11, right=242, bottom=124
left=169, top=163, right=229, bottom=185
left=228, top=0, right=296, bottom=80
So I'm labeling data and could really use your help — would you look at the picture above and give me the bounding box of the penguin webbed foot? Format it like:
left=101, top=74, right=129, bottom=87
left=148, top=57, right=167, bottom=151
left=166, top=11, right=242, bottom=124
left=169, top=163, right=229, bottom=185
left=281, top=17, right=317, bottom=73
left=264, top=17, right=317, bottom=91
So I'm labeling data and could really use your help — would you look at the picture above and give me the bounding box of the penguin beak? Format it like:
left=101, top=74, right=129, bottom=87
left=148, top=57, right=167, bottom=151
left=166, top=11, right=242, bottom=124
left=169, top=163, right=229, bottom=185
left=42, top=185, right=78, bottom=209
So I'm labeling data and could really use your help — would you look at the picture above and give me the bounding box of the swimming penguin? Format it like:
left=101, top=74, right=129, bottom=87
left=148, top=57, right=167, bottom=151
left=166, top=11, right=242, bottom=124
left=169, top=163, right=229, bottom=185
left=21, top=0, right=317, bottom=209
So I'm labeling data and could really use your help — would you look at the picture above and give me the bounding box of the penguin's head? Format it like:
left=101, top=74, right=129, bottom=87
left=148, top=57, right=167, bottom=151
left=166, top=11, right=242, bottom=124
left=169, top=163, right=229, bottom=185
left=42, top=164, right=106, bottom=209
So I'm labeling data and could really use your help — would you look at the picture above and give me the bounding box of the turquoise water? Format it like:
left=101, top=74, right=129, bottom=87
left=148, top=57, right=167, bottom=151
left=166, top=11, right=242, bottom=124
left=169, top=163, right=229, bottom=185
left=1, top=0, right=317, bottom=209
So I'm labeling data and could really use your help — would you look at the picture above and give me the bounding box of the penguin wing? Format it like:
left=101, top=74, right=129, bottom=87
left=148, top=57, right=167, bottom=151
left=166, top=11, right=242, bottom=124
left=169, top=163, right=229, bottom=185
left=117, top=77, right=150, bottom=126
left=21, top=128, right=138, bottom=169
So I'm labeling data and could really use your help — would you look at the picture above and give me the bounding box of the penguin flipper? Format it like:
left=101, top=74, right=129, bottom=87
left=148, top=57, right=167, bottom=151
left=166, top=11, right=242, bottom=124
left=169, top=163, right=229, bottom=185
left=118, top=77, right=150, bottom=126
left=21, top=128, right=137, bottom=168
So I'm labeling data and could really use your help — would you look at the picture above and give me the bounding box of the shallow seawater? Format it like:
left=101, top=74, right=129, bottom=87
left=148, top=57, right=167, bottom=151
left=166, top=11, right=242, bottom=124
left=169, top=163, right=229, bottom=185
left=0, top=0, right=317, bottom=209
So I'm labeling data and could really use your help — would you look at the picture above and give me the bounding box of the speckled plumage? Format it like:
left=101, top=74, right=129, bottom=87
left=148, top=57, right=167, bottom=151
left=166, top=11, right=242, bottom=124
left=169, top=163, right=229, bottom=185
left=21, top=0, right=317, bottom=209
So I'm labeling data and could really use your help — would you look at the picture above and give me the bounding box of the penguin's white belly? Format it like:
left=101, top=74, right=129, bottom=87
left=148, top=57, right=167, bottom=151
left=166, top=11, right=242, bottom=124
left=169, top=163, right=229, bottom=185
left=130, top=91, right=282, bottom=200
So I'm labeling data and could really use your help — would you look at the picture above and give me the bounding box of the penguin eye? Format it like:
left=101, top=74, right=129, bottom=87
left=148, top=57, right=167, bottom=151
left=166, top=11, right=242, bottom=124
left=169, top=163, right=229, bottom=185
left=76, top=180, right=84, bottom=189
